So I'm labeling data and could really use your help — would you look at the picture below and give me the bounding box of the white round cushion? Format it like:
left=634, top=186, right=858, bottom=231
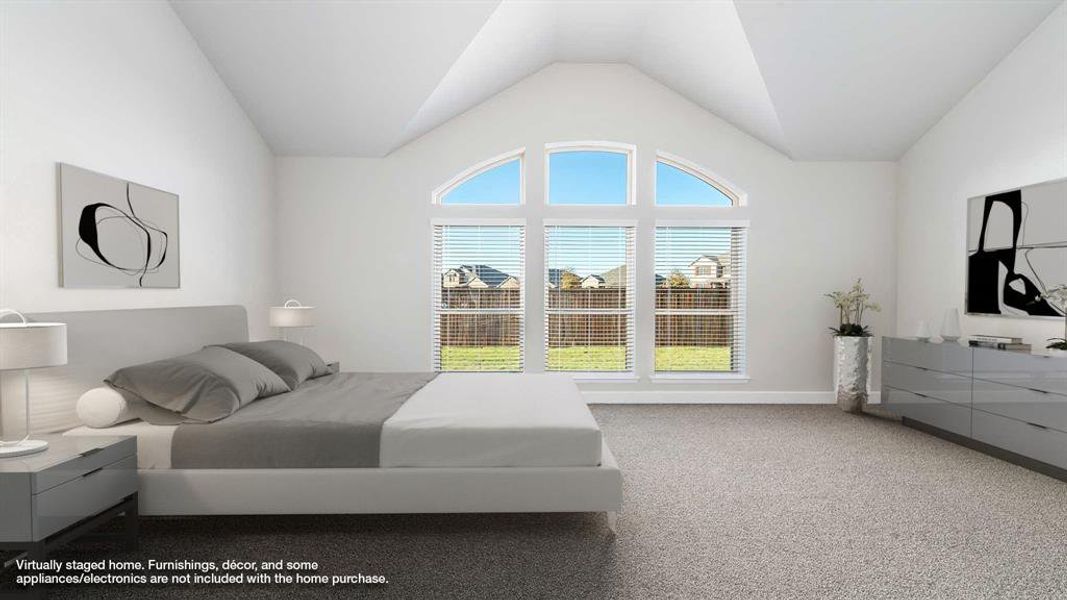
left=76, top=386, right=135, bottom=428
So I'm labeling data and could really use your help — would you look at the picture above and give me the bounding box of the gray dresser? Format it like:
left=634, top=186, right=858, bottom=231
left=883, top=337, right=1067, bottom=478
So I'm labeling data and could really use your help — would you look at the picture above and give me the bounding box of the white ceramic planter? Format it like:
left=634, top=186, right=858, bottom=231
left=833, top=336, right=872, bottom=413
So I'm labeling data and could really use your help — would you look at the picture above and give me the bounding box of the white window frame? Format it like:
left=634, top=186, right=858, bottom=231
left=651, top=219, right=749, bottom=382
left=655, top=151, right=746, bottom=207
left=544, top=141, right=637, bottom=207
left=543, top=218, right=638, bottom=379
left=432, top=148, right=526, bottom=206
left=430, top=218, right=527, bottom=373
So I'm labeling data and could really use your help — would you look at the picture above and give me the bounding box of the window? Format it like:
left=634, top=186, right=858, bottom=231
left=544, top=224, right=636, bottom=373
left=655, top=224, right=747, bottom=374
left=546, top=143, right=634, bottom=205
left=433, top=223, right=525, bottom=371
left=655, top=154, right=739, bottom=207
left=435, top=151, right=522, bottom=205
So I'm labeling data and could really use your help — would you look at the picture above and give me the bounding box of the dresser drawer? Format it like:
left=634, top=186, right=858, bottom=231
left=885, top=388, right=971, bottom=437
left=972, top=409, right=1067, bottom=471
left=972, top=378, right=1067, bottom=433
left=883, top=338, right=971, bottom=374
left=883, top=362, right=971, bottom=406
left=33, top=455, right=137, bottom=541
left=972, top=348, right=1067, bottom=396
left=33, top=436, right=136, bottom=493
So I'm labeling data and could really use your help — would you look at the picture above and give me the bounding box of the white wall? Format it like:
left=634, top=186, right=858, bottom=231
left=277, top=64, right=897, bottom=395
left=0, top=1, right=276, bottom=336
left=896, top=3, right=1067, bottom=347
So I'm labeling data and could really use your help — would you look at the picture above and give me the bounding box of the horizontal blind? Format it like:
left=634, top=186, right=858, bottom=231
left=433, top=224, right=525, bottom=372
left=544, top=225, right=636, bottom=372
left=654, top=226, right=747, bottom=373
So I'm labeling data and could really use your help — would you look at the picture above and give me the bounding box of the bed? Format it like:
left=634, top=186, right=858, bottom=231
left=11, top=306, right=621, bottom=531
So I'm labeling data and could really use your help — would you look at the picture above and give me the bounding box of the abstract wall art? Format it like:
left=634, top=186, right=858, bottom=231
left=59, top=164, right=179, bottom=288
left=966, top=178, right=1066, bottom=318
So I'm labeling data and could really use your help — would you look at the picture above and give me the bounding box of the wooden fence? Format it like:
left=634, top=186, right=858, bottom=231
left=438, top=287, right=733, bottom=347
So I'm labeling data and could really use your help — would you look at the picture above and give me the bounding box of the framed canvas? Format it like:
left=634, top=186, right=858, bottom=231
left=966, top=178, right=1066, bottom=318
left=59, top=163, right=180, bottom=288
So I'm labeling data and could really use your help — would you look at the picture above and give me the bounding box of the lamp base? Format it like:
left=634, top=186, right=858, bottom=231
left=0, top=439, right=49, bottom=458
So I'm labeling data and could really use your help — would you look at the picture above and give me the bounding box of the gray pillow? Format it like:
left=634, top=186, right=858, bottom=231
left=105, top=346, right=290, bottom=424
left=214, top=341, right=331, bottom=389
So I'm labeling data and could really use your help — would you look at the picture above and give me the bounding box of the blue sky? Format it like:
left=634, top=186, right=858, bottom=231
left=440, top=153, right=732, bottom=277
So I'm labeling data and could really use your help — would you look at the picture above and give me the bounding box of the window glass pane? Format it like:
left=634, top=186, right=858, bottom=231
left=440, top=159, right=521, bottom=205
left=544, top=225, right=635, bottom=372
left=655, top=161, right=732, bottom=207
left=434, top=225, right=524, bottom=371
left=548, top=151, right=628, bottom=205
left=655, top=226, right=747, bottom=372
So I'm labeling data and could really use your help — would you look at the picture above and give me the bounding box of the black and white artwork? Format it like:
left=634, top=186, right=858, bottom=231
left=966, top=178, right=1066, bottom=318
left=59, top=164, right=179, bottom=288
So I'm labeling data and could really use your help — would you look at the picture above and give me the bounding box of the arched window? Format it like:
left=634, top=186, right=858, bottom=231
left=655, top=152, right=742, bottom=207
left=433, top=149, right=523, bottom=205
left=546, top=142, right=635, bottom=206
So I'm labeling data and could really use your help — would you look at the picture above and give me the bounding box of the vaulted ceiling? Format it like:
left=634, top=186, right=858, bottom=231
left=170, top=0, right=1062, bottom=160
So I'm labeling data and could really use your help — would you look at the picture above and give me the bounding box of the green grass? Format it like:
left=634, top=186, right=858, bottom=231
left=440, top=345, right=731, bottom=372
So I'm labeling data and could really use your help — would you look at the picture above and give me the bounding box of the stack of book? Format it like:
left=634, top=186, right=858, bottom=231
left=968, top=335, right=1031, bottom=352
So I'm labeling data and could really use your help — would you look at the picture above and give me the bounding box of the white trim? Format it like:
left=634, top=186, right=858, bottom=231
left=545, top=141, right=636, bottom=207
left=571, top=373, right=640, bottom=382
left=431, top=217, right=527, bottom=226
left=655, top=151, right=747, bottom=207
left=583, top=390, right=883, bottom=404
left=543, top=218, right=639, bottom=227
left=655, top=219, right=750, bottom=228
left=432, top=148, right=525, bottom=205
left=650, top=373, right=750, bottom=383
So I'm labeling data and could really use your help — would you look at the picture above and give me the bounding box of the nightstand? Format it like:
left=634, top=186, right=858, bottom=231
left=0, top=435, right=138, bottom=560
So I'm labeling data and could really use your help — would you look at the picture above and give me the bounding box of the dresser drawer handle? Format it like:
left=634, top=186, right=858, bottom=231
left=1027, top=422, right=1050, bottom=431
left=79, top=448, right=103, bottom=458
left=82, top=467, right=104, bottom=478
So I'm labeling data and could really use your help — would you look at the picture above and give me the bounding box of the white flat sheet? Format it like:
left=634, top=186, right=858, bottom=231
left=63, top=373, right=601, bottom=470
left=380, top=373, right=602, bottom=468
left=65, top=421, right=176, bottom=470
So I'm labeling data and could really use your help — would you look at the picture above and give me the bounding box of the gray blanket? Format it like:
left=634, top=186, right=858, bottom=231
left=171, top=372, right=437, bottom=468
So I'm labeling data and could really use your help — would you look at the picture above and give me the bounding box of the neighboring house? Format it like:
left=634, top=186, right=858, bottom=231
left=442, top=264, right=517, bottom=288
left=689, top=255, right=731, bottom=288
left=546, top=268, right=565, bottom=289
left=581, top=274, right=604, bottom=288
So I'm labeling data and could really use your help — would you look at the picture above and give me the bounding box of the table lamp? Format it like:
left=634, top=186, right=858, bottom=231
left=0, top=309, right=67, bottom=458
left=269, top=299, right=315, bottom=344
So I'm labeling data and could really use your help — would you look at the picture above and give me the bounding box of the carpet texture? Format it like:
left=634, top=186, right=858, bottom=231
left=27, top=406, right=1067, bottom=598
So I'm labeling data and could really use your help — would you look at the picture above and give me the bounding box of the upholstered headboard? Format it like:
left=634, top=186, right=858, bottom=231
left=0, top=305, right=248, bottom=434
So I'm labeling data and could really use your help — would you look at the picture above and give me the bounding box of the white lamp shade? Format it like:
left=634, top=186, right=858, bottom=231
left=0, top=323, right=67, bottom=370
left=270, top=306, right=315, bottom=328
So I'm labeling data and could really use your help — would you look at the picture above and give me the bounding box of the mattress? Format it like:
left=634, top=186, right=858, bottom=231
left=64, top=373, right=602, bottom=470
left=380, top=373, right=602, bottom=468
left=65, top=421, right=176, bottom=470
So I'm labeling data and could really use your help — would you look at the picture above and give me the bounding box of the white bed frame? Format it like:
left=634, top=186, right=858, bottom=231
left=24, top=306, right=622, bottom=532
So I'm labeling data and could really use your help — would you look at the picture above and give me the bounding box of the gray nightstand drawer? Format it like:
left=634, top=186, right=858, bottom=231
left=32, top=436, right=136, bottom=493
left=885, top=387, right=971, bottom=437
left=972, top=348, right=1067, bottom=396
left=973, top=378, right=1067, bottom=434
left=884, top=338, right=971, bottom=374
left=884, top=362, right=971, bottom=406
left=33, top=454, right=137, bottom=541
left=972, top=409, right=1067, bottom=471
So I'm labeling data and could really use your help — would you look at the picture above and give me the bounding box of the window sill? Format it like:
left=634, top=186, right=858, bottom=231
left=649, top=373, right=750, bottom=384
left=568, top=373, right=640, bottom=382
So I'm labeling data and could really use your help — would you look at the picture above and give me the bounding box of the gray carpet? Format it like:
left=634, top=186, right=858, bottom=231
left=30, top=406, right=1067, bottom=598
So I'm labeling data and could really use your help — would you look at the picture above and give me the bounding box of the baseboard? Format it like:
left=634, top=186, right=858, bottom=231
left=583, top=390, right=883, bottom=405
